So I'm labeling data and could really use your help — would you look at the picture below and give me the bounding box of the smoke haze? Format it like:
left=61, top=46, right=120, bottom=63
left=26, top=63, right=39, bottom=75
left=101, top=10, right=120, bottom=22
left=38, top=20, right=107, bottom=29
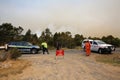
left=0, top=0, right=120, bottom=37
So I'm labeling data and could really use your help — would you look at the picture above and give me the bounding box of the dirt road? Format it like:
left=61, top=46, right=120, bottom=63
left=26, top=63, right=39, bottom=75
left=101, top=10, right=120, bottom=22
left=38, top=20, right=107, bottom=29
left=6, top=50, right=120, bottom=80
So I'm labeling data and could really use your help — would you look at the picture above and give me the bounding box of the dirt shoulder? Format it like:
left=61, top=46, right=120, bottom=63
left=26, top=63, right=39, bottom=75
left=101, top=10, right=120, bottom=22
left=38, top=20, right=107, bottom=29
left=0, top=49, right=120, bottom=80
left=0, top=59, right=30, bottom=80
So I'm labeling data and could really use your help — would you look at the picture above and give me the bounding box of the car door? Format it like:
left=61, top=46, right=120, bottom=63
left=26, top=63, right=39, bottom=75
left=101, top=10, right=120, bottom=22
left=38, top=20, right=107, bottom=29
left=91, top=41, right=99, bottom=51
left=16, top=42, right=30, bottom=53
left=21, top=42, right=31, bottom=52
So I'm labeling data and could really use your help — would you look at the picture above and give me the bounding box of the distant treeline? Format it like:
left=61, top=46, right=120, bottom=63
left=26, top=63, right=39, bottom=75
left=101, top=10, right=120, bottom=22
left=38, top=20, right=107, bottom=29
left=0, top=23, right=120, bottom=48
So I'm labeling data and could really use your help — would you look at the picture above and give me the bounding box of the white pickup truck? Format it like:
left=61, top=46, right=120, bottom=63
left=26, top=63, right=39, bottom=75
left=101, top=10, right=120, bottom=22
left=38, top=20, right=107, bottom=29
left=82, top=39, right=115, bottom=53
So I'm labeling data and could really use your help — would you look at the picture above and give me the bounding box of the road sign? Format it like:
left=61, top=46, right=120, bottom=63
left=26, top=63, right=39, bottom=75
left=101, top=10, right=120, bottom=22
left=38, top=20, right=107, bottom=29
left=55, top=50, right=64, bottom=59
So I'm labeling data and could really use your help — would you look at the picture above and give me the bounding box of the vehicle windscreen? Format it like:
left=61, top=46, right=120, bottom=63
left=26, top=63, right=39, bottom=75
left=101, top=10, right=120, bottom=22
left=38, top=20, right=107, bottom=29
left=21, top=42, right=32, bottom=46
left=83, top=41, right=92, bottom=44
left=27, top=42, right=32, bottom=46
left=96, top=40, right=105, bottom=44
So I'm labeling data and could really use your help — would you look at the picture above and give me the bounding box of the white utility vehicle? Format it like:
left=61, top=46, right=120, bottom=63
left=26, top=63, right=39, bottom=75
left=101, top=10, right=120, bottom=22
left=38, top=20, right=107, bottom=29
left=82, top=39, right=115, bottom=53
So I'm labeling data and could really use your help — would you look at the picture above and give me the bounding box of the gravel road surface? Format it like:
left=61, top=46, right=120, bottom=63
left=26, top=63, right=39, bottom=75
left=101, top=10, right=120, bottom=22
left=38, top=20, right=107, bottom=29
left=5, top=49, right=120, bottom=80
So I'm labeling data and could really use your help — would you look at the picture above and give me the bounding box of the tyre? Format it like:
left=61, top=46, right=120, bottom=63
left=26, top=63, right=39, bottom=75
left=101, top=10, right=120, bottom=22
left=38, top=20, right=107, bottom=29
left=98, top=49, right=102, bottom=54
left=108, top=51, right=112, bottom=54
left=31, top=49, right=37, bottom=54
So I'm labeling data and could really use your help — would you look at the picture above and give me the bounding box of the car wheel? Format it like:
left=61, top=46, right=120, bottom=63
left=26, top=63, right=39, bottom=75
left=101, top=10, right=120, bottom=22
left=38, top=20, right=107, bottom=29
left=31, top=49, right=37, bottom=54
left=98, top=49, right=102, bottom=54
left=108, top=51, right=112, bottom=54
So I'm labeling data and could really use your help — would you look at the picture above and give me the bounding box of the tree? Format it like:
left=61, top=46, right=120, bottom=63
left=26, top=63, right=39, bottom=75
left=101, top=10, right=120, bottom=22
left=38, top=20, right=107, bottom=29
left=88, top=36, right=100, bottom=40
left=53, top=32, right=61, bottom=48
left=13, top=26, right=24, bottom=41
left=39, top=28, right=53, bottom=46
left=74, top=34, right=84, bottom=46
left=53, top=31, right=75, bottom=48
left=23, top=29, right=39, bottom=45
left=31, top=34, right=39, bottom=45
left=23, top=29, right=31, bottom=42
left=39, top=31, right=45, bottom=42
left=0, top=23, right=23, bottom=45
left=102, top=35, right=120, bottom=47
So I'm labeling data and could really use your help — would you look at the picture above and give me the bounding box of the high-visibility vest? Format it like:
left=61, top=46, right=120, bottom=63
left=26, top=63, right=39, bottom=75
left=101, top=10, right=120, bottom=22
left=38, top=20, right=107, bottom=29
left=85, top=42, right=91, bottom=50
left=41, top=42, right=48, bottom=48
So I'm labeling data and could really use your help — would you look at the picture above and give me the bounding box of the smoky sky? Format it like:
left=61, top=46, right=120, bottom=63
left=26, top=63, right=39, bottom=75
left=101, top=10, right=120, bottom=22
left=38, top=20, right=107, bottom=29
left=0, top=0, right=120, bottom=37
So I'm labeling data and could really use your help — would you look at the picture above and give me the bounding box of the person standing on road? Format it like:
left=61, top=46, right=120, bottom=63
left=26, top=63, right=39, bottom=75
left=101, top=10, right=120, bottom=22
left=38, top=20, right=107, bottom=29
left=41, top=41, right=49, bottom=54
left=85, top=40, right=91, bottom=56
left=56, top=41, right=61, bottom=50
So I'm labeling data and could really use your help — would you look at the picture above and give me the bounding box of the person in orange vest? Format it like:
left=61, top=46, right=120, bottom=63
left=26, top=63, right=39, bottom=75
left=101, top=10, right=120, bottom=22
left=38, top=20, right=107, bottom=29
left=85, top=40, right=91, bottom=56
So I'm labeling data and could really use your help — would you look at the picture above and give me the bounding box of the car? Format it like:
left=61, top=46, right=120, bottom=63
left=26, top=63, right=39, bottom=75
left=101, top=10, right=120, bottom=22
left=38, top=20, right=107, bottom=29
left=81, top=39, right=115, bottom=53
left=7, top=41, right=40, bottom=54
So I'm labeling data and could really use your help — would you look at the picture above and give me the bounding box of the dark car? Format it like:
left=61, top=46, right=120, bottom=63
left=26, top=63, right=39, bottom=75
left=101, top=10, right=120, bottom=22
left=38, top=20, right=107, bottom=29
left=7, top=41, right=40, bottom=54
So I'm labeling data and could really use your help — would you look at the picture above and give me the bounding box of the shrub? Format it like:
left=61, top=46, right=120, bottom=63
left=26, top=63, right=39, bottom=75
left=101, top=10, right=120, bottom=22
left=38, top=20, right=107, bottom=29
left=0, top=50, right=8, bottom=62
left=8, top=48, right=22, bottom=60
left=96, top=53, right=120, bottom=66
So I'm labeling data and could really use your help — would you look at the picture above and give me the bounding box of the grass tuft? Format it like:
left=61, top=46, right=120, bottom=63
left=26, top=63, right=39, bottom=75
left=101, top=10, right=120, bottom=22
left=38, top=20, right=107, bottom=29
left=96, top=53, right=120, bottom=66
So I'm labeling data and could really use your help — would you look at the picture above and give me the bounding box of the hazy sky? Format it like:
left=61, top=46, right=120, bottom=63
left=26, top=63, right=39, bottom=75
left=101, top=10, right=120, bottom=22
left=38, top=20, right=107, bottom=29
left=0, top=0, right=120, bottom=38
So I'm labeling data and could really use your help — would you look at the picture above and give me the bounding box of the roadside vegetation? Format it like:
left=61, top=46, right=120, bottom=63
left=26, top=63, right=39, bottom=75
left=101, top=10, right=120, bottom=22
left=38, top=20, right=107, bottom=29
left=0, top=60, right=30, bottom=79
left=0, top=23, right=120, bottom=49
left=96, top=53, right=120, bottom=67
left=0, top=48, right=30, bottom=79
left=0, top=23, right=120, bottom=80
left=0, top=48, right=21, bottom=61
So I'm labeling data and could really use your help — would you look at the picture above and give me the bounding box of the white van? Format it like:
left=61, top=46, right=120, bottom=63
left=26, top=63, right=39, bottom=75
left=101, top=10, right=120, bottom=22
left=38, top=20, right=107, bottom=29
left=81, top=39, right=115, bottom=53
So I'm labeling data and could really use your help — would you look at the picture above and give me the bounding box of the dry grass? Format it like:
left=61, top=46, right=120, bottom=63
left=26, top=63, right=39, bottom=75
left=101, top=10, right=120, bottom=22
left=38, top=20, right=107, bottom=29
left=0, top=59, right=31, bottom=78
left=95, top=53, right=120, bottom=66
left=74, top=46, right=83, bottom=50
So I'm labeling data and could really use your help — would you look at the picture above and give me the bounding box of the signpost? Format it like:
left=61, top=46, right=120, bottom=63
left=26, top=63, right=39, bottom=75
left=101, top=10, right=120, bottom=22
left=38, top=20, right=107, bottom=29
left=55, top=50, right=64, bottom=59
